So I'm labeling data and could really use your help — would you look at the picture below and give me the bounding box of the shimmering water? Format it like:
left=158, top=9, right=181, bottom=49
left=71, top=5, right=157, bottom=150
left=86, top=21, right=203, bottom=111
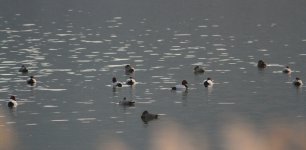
left=1, top=0, right=306, bottom=150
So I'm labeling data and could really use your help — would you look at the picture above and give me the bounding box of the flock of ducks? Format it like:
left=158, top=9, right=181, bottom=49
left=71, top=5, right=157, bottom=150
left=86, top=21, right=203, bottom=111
left=112, top=65, right=136, bottom=88
left=113, top=61, right=303, bottom=123
left=7, top=60, right=304, bottom=123
left=257, top=60, right=303, bottom=86
left=7, top=65, right=37, bottom=108
left=10, top=64, right=158, bottom=123
left=114, top=64, right=214, bottom=122
left=114, top=65, right=159, bottom=123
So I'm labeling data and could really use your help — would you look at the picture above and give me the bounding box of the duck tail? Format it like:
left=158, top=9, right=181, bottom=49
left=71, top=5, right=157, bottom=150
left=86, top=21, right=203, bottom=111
left=126, top=80, right=133, bottom=85
left=117, top=83, right=123, bottom=87
left=294, top=82, right=301, bottom=86
left=8, top=102, right=14, bottom=108
left=204, top=81, right=209, bottom=87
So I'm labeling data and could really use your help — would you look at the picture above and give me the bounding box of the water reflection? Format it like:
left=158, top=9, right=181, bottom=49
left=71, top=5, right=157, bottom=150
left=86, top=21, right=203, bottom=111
left=206, top=86, right=214, bottom=96
left=8, top=107, right=18, bottom=117
left=180, top=90, right=188, bottom=101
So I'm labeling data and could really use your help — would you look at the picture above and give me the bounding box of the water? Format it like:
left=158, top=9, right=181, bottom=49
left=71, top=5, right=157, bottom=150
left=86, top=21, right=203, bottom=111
left=1, top=0, right=306, bottom=149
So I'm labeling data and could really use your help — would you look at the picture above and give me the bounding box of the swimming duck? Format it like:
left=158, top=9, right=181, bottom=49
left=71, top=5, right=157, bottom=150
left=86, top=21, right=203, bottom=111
left=193, top=66, right=205, bottom=74
left=203, top=77, right=214, bottom=87
left=257, top=60, right=267, bottom=68
left=112, top=77, right=123, bottom=87
left=8, top=96, right=18, bottom=108
left=171, top=80, right=188, bottom=90
left=19, top=65, right=28, bottom=73
left=126, top=77, right=136, bottom=85
left=125, top=65, right=135, bottom=74
left=293, top=77, right=303, bottom=87
left=283, top=66, right=292, bottom=74
left=141, top=110, right=158, bottom=123
left=27, top=76, right=37, bottom=85
left=119, top=97, right=135, bottom=106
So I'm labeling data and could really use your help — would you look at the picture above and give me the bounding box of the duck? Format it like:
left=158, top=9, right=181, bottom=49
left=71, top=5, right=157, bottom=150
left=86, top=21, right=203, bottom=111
left=141, top=110, right=158, bottom=123
left=257, top=60, right=267, bottom=68
left=119, top=97, right=135, bottom=106
left=171, top=80, right=188, bottom=90
left=27, top=76, right=37, bottom=85
left=293, top=77, right=303, bottom=87
left=203, top=77, right=214, bottom=87
left=112, top=77, right=123, bottom=88
left=19, top=65, right=28, bottom=73
left=126, top=77, right=136, bottom=85
left=283, top=66, right=292, bottom=74
left=8, top=96, right=18, bottom=108
left=125, top=64, right=135, bottom=74
left=193, top=66, right=205, bottom=74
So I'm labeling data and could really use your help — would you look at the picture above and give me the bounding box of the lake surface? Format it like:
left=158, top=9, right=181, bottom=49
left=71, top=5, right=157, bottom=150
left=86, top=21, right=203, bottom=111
left=0, top=0, right=306, bottom=150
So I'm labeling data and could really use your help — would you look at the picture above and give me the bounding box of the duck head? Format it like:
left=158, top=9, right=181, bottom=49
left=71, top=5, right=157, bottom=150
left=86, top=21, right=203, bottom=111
left=112, top=77, right=117, bottom=83
left=182, top=80, right=188, bottom=88
left=10, top=96, right=16, bottom=101
left=142, top=110, right=149, bottom=116
left=182, top=80, right=188, bottom=85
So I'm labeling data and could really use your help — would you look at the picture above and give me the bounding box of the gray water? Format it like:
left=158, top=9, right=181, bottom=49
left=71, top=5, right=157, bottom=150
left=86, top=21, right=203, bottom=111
left=0, top=0, right=306, bottom=150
